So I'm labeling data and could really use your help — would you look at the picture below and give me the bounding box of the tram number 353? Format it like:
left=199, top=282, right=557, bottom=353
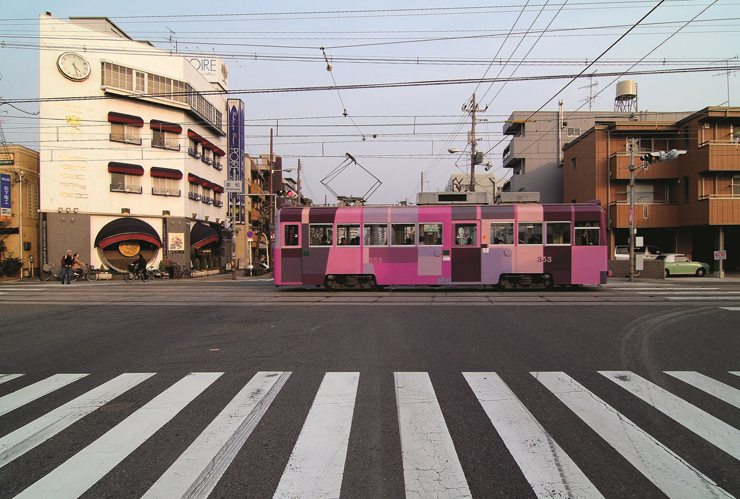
left=537, top=256, right=553, bottom=263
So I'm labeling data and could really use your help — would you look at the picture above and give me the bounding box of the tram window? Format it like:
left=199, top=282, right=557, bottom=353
left=490, top=222, right=514, bottom=245
left=454, top=223, right=477, bottom=245
left=284, top=224, right=300, bottom=247
left=419, top=223, right=443, bottom=245
left=337, top=224, right=360, bottom=245
left=309, top=224, right=333, bottom=246
left=575, top=221, right=599, bottom=245
left=546, top=222, right=571, bottom=245
left=518, top=222, right=542, bottom=245
left=391, top=224, right=416, bottom=245
left=364, top=224, right=388, bottom=246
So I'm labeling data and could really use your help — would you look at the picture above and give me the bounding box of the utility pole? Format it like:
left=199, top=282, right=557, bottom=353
left=461, top=93, right=487, bottom=191
left=297, top=158, right=302, bottom=206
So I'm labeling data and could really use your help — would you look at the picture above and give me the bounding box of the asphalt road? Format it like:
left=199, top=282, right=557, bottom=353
left=1, top=277, right=739, bottom=498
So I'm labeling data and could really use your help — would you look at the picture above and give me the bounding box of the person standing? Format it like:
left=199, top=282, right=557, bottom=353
left=60, top=250, right=74, bottom=284
left=163, top=256, right=175, bottom=278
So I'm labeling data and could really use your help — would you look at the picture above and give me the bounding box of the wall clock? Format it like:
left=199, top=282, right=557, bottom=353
left=57, top=52, right=91, bottom=81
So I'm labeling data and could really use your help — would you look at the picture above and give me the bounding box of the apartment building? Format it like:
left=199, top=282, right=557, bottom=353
left=563, top=106, right=740, bottom=271
left=39, top=14, right=230, bottom=272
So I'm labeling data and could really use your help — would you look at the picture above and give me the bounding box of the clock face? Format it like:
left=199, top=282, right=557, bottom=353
left=57, top=52, right=91, bottom=81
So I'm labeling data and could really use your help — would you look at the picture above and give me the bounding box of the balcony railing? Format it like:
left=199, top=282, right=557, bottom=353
left=201, top=156, right=213, bottom=165
left=110, top=134, right=142, bottom=145
left=152, top=187, right=182, bottom=197
left=213, top=160, right=223, bottom=171
left=110, top=184, right=142, bottom=194
left=213, top=200, right=224, bottom=207
left=188, top=191, right=201, bottom=201
left=202, top=196, right=213, bottom=205
left=151, top=139, right=181, bottom=152
left=188, top=147, right=200, bottom=159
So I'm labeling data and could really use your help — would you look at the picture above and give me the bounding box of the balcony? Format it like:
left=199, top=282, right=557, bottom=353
left=202, top=196, right=213, bottom=205
left=214, top=200, right=224, bottom=208
left=188, top=191, right=201, bottom=201
left=213, top=160, right=223, bottom=171
left=609, top=202, right=679, bottom=228
left=201, top=156, right=213, bottom=165
left=188, top=147, right=200, bottom=159
left=151, top=139, right=181, bottom=152
left=110, top=133, right=142, bottom=145
left=697, top=141, right=740, bottom=172
left=610, top=153, right=678, bottom=180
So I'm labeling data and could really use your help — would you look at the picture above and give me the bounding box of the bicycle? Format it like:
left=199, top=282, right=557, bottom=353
left=71, top=264, right=98, bottom=282
left=172, top=263, right=191, bottom=279
left=39, top=263, right=60, bottom=281
left=123, top=264, right=149, bottom=283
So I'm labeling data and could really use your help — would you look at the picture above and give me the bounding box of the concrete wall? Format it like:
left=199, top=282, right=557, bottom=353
left=608, top=259, right=665, bottom=279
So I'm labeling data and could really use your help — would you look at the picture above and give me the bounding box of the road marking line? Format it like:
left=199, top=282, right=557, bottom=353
left=533, top=371, right=732, bottom=499
left=612, top=287, right=719, bottom=291
left=639, top=291, right=740, bottom=295
left=143, top=372, right=290, bottom=499
left=0, top=374, right=24, bottom=385
left=664, top=371, right=740, bottom=409
left=0, top=374, right=88, bottom=417
left=720, top=307, right=740, bottom=311
left=666, top=296, right=740, bottom=300
left=601, top=371, right=740, bottom=460
left=14, top=372, right=222, bottom=499
left=464, top=372, right=603, bottom=499
left=395, top=372, right=472, bottom=498
left=0, top=373, right=154, bottom=468
left=273, top=372, right=359, bottom=499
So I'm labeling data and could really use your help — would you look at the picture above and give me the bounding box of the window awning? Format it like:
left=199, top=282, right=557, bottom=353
left=187, top=174, right=222, bottom=192
left=188, top=129, right=225, bottom=156
left=108, top=162, right=144, bottom=176
left=191, top=222, right=220, bottom=249
left=94, top=218, right=162, bottom=249
left=150, top=119, right=183, bottom=134
left=150, top=167, right=183, bottom=179
left=108, top=112, right=143, bottom=127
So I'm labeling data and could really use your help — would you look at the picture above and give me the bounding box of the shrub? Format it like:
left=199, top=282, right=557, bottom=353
left=201, top=256, right=208, bottom=270
left=192, top=258, right=201, bottom=271
left=0, top=254, right=23, bottom=278
left=158, top=260, right=165, bottom=271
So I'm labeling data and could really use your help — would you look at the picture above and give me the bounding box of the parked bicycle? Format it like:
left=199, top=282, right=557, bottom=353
left=172, top=263, right=191, bottom=279
left=71, top=264, right=98, bottom=282
left=39, top=263, right=59, bottom=281
left=123, top=263, right=149, bottom=283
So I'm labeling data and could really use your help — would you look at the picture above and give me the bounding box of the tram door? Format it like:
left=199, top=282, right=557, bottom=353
left=451, top=221, right=481, bottom=282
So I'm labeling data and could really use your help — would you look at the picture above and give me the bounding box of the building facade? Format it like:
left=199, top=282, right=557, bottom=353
left=0, top=145, right=40, bottom=277
left=502, top=109, right=689, bottom=203
left=563, top=106, right=740, bottom=271
left=39, top=14, right=229, bottom=272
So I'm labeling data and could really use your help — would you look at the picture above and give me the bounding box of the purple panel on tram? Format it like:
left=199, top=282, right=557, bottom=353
left=543, top=246, right=572, bottom=283
left=280, top=209, right=303, bottom=222
left=309, top=208, right=337, bottom=223
left=543, top=205, right=572, bottom=221
left=451, top=206, right=478, bottom=220
left=480, top=205, right=515, bottom=220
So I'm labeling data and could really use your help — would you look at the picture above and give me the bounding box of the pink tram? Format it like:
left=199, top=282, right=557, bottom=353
left=274, top=202, right=608, bottom=290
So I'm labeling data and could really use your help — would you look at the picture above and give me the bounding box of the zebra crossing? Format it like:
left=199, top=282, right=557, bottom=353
left=1, top=370, right=738, bottom=498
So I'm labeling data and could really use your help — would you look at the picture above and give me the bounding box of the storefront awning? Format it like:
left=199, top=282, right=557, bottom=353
left=94, top=218, right=163, bottom=249
left=108, top=112, right=144, bottom=127
left=191, top=222, right=220, bottom=249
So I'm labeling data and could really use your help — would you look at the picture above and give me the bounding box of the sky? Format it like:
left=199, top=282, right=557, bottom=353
left=1, top=1, right=738, bottom=205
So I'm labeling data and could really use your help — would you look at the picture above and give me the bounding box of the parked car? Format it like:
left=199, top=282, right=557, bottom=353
left=657, top=253, right=709, bottom=277
left=614, top=245, right=662, bottom=260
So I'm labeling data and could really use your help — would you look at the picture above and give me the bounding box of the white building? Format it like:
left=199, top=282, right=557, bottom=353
left=39, top=14, right=230, bottom=272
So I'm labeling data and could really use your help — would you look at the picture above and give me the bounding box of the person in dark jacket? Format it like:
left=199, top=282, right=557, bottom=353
left=60, top=250, right=74, bottom=284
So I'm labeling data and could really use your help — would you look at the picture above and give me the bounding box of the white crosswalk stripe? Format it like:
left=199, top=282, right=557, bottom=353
left=1, top=370, right=738, bottom=498
left=533, top=371, right=733, bottom=498
left=0, top=374, right=24, bottom=385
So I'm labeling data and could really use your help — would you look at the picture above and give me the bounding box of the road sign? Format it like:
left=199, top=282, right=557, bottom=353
left=714, top=250, right=727, bottom=260
left=224, top=180, right=243, bottom=193
left=246, top=230, right=254, bottom=239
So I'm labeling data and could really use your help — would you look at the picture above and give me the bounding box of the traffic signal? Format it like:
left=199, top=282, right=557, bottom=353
left=640, top=152, right=664, bottom=164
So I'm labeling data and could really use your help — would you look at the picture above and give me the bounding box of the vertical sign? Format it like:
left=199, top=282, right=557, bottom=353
left=227, top=99, right=245, bottom=223
left=1, top=174, right=11, bottom=222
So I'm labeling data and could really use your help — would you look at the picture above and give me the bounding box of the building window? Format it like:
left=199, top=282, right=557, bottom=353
left=201, top=187, right=213, bottom=205
left=152, top=177, right=180, bottom=197
left=213, top=191, right=222, bottom=207
left=188, top=138, right=200, bottom=158
left=102, top=62, right=133, bottom=91
left=284, top=225, right=300, bottom=247
left=110, top=173, right=141, bottom=194
left=110, top=123, right=141, bottom=145
left=27, top=183, right=39, bottom=219
left=490, top=222, right=514, bottom=245
left=643, top=205, right=649, bottom=218
left=152, top=129, right=180, bottom=151
left=363, top=224, right=388, bottom=246
left=188, top=182, right=201, bottom=201
left=683, top=176, right=690, bottom=203
left=731, top=176, right=740, bottom=197
left=567, top=127, right=581, bottom=137
left=571, top=158, right=577, bottom=170
left=201, top=147, right=213, bottom=165
left=135, top=71, right=146, bottom=93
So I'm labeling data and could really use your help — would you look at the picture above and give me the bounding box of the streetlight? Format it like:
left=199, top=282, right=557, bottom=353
left=628, top=144, right=687, bottom=282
